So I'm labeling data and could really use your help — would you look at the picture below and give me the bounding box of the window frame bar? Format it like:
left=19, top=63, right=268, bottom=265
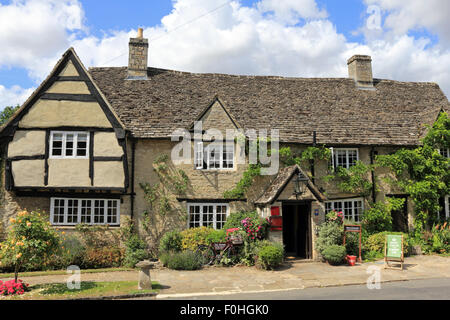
left=50, top=197, right=120, bottom=226
left=49, top=131, right=90, bottom=159
left=187, top=203, right=229, bottom=229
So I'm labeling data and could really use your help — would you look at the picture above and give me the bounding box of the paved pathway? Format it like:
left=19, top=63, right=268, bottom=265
left=2, top=255, right=449, bottom=298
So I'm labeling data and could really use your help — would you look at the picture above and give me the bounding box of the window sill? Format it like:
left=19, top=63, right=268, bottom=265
left=52, top=225, right=121, bottom=229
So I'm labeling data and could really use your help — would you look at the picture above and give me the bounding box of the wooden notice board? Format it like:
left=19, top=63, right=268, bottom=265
left=384, top=234, right=404, bottom=270
left=343, top=225, right=362, bottom=262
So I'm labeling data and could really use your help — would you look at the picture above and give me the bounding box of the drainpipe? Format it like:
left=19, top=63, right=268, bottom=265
left=370, top=147, right=376, bottom=203
left=130, top=138, right=136, bottom=223
left=310, top=131, right=317, bottom=184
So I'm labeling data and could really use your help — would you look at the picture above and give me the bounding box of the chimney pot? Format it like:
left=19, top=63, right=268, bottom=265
left=137, top=28, right=143, bottom=39
left=347, top=55, right=374, bottom=89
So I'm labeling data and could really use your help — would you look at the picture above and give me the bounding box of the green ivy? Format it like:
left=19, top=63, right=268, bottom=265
left=324, top=161, right=374, bottom=198
left=376, top=112, right=450, bottom=236
left=224, top=145, right=330, bottom=199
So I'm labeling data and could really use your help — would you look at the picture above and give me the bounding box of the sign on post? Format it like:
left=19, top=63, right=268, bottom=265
left=384, top=234, right=404, bottom=270
left=343, top=225, right=362, bottom=263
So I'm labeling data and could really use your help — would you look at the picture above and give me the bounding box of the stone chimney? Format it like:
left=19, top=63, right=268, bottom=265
left=127, top=28, right=148, bottom=80
left=347, top=55, right=373, bottom=89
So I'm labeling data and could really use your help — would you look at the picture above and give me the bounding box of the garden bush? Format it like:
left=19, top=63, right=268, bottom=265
left=223, top=211, right=259, bottom=230
left=255, top=242, right=284, bottom=270
left=159, top=251, right=202, bottom=270
left=180, top=227, right=216, bottom=251
left=421, top=223, right=450, bottom=254
left=40, top=235, right=86, bottom=270
left=81, top=247, right=124, bottom=269
left=241, top=216, right=270, bottom=241
left=315, top=220, right=343, bottom=256
left=363, top=231, right=409, bottom=256
left=123, top=234, right=149, bottom=268
left=321, top=245, right=347, bottom=265
left=159, top=230, right=183, bottom=253
left=205, top=229, right=227, bottom=244
left=344, top=232, right=360, bottom=257
left=362, top=198, right=405, bottom=235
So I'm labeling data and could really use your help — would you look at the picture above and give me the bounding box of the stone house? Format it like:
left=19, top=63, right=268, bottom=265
left=0, top=29, right=449, bottom=260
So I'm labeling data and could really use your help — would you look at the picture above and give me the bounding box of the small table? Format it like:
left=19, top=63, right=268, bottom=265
left=136, top=260, right=156, bottom=290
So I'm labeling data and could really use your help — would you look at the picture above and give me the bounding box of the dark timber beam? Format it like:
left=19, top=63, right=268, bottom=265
left=39, top=93, right=97, bottom=102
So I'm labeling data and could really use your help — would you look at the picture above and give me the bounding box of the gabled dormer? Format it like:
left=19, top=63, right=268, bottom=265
left=190, top=96, right=242, bottom=171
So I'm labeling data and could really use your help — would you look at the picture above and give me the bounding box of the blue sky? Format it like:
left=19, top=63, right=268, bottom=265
left=0, top=0, right=449, bottom=109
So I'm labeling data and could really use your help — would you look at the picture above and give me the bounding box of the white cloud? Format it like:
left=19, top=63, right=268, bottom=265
left=0, top=0, right=85, bottom=79
left=1, top=0, right=450, bottom=106
left=0, top=85, right=34, bottom=108
left=364, top=0, right=450, bottom=44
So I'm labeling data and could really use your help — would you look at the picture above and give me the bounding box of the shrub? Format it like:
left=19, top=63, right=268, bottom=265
left=422, top=223, right=450, bottom=254
left=82, top=247, right=124, bottom=269
left=256, top=242, right=284, bottom=270
left=362, top=198, right=405, bottom=235
left=241, top=217, right=270, bottom=241
left=42, top=235, right=86, bottom=270
left=321, top=245, right=347, bottom=265
left=0, top=279, right=30, bottom=296
left=0, top=210, right=61, bottom=281
left=75, top=224, right=120, bottom=249
left=0, top=221, right=5, bottom=242
left=223, top=211, right=259, bottom=230
left=159, top=251, right=202, bottom=270
left=345, top=232, right=360, bottom=257
left=315, top=220, right=343, bottom=256
left=206, top=229, right=227, bottom=244
left=159, top=230, right=183, bottom=253
left=180, top=227, right=216, bottom=251
left=123, top=234, right=149, bottom=268
left=364, top=232, right=409, bottom=256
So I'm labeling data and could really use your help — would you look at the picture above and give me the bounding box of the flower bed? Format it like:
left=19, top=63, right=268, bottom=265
left=0, top=279, right=30, bottom=296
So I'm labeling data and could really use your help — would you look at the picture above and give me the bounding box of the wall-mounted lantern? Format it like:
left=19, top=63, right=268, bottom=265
left=293, top=173, right=308, bottom=198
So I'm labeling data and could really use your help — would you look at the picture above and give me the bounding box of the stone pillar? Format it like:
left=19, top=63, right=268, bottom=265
left=136, top=260, right=154, bottom=290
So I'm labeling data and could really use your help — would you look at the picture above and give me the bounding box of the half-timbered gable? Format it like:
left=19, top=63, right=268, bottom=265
left=1, top=48, right=128, bottom=193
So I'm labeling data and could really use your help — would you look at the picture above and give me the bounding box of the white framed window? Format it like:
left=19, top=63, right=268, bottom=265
left=330, top=148, right=359, bottom=169
left=325, top=198, right=364, bottom=222
left=50, top=198, right=120, bottom=226
left=440, top=148, right=449, bottom=158
left=187, top=203, right=229, bottom=229
left=50, top=131, right=89, bottom=159
left=194, top=142, right=234, bottom=170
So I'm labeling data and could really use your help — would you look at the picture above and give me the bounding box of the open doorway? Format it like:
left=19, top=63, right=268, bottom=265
left=282, top=202, right=312, bottom=259
left=388, top=195, right=408, bottom=233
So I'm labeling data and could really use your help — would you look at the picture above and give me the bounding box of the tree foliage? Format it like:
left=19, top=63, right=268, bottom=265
left=0, top=210, right=61, bottom=281
left=0, top=105, right=20, bottom=126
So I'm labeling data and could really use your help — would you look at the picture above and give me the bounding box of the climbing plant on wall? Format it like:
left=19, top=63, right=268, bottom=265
left=375, top=112, right=450, bottom=235
left=140, top=154, right=190, bottom=256
left=323, top=161, right=374, bottom=199
left=223, top=142, right=331, bottom=199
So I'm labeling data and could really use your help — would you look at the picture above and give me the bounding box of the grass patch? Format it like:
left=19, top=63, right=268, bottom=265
left=0, top=267, right=134, bottom=279
left=2, top=281, right=160, bottom=300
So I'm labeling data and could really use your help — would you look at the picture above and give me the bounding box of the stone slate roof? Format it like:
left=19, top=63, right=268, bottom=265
left=89, top=67, right=449, bottom=146
left=255, top=165, right=326, bottom=205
